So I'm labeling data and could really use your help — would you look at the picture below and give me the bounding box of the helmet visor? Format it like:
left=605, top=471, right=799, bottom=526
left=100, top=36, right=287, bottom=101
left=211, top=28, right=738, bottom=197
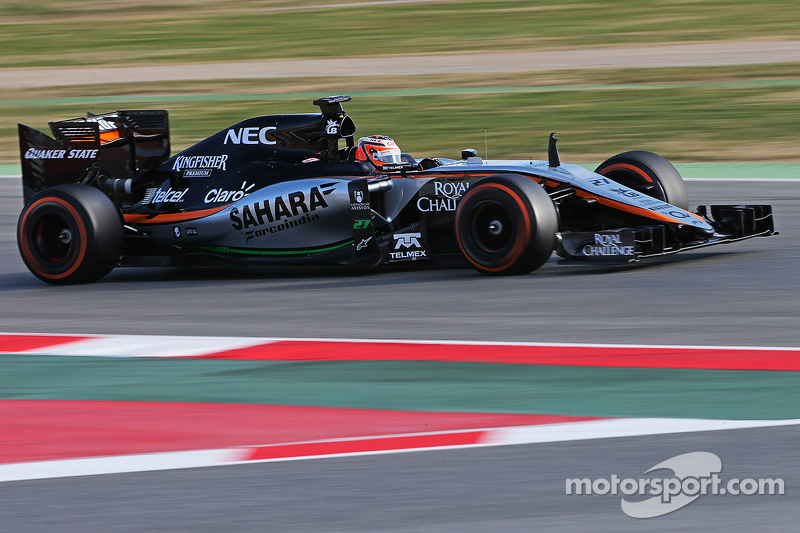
left=371, top=148, right=403, bottom=165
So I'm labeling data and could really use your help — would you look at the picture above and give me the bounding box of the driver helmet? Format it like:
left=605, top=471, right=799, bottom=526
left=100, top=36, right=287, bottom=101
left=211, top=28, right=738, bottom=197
left=355, top=135, right=403, bottom=169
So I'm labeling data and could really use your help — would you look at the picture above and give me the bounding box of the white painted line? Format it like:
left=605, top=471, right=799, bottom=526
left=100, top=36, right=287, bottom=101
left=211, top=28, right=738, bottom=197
left=17, top=335, right=271, bottom=357
left=481, top=417, right=800, bottom=446
left=0, top=448, right=247, bottom=483
left=2, top=417, right=799, bottom=483
left=4, top=332, right=800, bottom=357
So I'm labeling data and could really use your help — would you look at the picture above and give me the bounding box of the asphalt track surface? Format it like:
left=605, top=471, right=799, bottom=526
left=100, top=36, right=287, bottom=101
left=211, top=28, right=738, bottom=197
left=1, top=178, right=797, bottom=346
left=1, top=178, right=799, bottom=532
left=0, top=425, right=798, bottom=532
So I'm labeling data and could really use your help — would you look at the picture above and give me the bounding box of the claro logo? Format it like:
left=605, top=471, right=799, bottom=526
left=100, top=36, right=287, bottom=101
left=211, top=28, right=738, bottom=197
left=224, top=127, right=276, bottom=145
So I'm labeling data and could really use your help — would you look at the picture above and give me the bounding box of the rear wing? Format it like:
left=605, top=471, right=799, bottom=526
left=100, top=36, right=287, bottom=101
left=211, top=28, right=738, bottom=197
left=19, top=110, right=170, bottom=203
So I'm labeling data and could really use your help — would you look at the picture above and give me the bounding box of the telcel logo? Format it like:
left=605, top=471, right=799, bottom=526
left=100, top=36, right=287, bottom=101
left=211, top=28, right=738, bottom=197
left=143, top=187, right=188, bottom=204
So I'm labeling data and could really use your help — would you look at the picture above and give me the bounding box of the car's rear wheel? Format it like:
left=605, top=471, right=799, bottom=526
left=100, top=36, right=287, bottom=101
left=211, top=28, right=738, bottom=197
left=455, top=174, right=558, bottom=275
left=595, top=150, right=688, bottom=209
left=17, top=184, right=123, bottom=285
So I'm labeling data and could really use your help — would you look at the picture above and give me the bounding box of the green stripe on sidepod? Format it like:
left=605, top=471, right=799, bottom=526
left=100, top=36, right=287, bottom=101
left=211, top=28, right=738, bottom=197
left=2, top=356, right=800, bottom=420
left=187, top=240, right=352, bottom=256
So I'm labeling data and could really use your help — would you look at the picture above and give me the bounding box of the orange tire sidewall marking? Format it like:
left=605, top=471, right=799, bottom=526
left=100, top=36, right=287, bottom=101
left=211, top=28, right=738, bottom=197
left=19, top=197, right=88, bottom=280
left=598, top=163, right=654, bottom=183
left=456, top=182, right=531, bottom=273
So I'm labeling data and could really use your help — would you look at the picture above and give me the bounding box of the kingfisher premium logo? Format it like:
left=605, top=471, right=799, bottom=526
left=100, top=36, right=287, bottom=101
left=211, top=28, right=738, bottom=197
left=172, top=154, right=228, bottom=178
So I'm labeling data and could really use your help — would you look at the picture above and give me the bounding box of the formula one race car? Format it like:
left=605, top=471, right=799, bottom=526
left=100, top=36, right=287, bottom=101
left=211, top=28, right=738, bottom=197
left=17, top=95, right=775, bottom=284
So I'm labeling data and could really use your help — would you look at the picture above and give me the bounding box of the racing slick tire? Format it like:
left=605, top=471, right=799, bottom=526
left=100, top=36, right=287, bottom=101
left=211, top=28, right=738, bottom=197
left=17, top=184, right=123, bottom=285
left=595, top=151, right=689, bottom=210
left=455, top=174, right=558, bottom=275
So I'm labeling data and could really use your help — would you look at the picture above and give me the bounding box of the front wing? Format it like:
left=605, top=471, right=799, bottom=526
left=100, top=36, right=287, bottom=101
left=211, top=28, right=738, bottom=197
left=557, top=204, right=776, bottom=264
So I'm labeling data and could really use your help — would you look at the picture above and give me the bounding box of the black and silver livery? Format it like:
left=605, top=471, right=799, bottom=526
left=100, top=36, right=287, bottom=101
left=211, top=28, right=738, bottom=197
left=16, top=96, right=775, bottom=284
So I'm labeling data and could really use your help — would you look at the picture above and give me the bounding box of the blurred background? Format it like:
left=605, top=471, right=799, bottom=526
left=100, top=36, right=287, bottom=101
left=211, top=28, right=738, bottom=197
left=2, top=0, right=800, bottom=168
left=2, top=4, right=800, bottom=531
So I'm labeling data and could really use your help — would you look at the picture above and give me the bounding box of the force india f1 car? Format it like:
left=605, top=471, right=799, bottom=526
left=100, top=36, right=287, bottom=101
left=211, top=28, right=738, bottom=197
left=17, top=95, right=775, bottom=284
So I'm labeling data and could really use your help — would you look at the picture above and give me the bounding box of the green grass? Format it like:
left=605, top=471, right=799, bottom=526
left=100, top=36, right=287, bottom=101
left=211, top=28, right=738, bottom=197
left=4, top=65, right=800, bottom=163
left=1, top=0, right=799, bottom=67
left=2, top=1, right=800, bottom=163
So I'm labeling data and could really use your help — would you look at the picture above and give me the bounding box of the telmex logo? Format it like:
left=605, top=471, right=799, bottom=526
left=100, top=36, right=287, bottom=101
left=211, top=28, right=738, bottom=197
left=224, top=127, right=276, bottom=145
left=391, top=232, right=426, bottom=260
left=394, top=233, right=422, bottom=249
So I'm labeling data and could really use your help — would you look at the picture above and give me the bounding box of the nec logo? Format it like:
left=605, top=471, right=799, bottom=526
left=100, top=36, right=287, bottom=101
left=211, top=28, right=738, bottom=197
left=224, top=127, right=276, bottom=145
left=394, top=233, right=422, bottom=249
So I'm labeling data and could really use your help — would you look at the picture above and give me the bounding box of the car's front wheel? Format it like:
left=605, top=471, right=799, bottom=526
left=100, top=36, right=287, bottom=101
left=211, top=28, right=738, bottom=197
left=595, top=150, right=688, bottom=209
left=17, top=184, right=123, bottom=285
left=455, top=174, right=558, bottom=275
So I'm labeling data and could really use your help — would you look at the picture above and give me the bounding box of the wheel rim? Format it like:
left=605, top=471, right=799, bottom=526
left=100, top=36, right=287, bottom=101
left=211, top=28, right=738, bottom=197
left=32, top=211, right=77, bottom=264
left=470, top=200, right=514, bottom=253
